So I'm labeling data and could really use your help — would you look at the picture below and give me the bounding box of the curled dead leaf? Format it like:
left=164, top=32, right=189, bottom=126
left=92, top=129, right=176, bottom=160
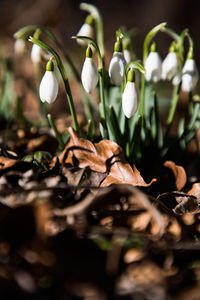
left=56, top=128, right=156, bottom=187
left=163, top=161, right=187, bottom=191
left=0, top=156, right=18, bottom=170
left=188, top=182, right=200, bottom=198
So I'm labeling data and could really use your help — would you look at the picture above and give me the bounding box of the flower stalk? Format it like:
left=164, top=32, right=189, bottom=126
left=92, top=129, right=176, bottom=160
left=28, top=36, right=79, bottom=133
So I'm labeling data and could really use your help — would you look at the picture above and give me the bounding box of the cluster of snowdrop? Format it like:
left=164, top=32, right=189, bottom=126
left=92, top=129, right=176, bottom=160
left=145, top=41, right=199, bottom=92
left=16, top=15, right=199, bottom=124
left=80, top=35, right=137, bottom=118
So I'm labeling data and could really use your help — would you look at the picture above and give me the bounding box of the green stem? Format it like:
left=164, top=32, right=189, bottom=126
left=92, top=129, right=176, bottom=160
left=72, top=35, right=107, bottom=135
left=165, top=82, right=181, bottom=138
left=140, top=75, right=146, bottom=122
left=47, top=114, right=65, bottom=150
left=29, top=36, right=79, bottom=133
left=99, top=68, right=108, bottom=138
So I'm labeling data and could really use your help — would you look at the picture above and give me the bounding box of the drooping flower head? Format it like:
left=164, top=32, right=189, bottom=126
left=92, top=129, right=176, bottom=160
left=31, top=29, right=43, bottom=65
left=109, top=37, right=126, bottom=86
left=122, top=68, right=138, bottom=118
left=162, top=41, right=181, bottom=81
left=181, top=47, right=199, bottom=92
left=14, top=38, right=26, bottom=56
left=39, top=58, right=59, bottom=104
left=144, top=42, right=162, bottom=83
left=81, top=44, right=98, bottom=93
left=76, top=15, right=94, bottom=47
left=123, top=39, right=132, bottom=64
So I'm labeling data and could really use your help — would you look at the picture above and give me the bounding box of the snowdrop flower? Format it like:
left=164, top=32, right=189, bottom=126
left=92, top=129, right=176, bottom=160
left=81, top=45, right=98, bottom=93
left=122, top=68, right=138, bottom=118
left=30, top=29, right=43, bottom=65
left=76, top=15, right=94, bottom=47
left=39, top=58, right=59, bottom=104
left=144, top=42, right=162, bottom=83
left=181, top=48, right=199, bottom=92
left=123, top=41, right=132, bottom=64
left=162, top=43, right=181, bottom=81
left=14, top=39, right=26, bottom=55
left=31, top=44, right=43, bottom=65
left=172, top=71, right=182, bottom=86
left=109, top=38, right=126, bottom=86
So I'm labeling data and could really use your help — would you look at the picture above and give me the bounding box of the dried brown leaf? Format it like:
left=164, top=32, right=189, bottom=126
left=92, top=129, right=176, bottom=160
left=156, top=191, right=200, bottom=215
left=57, top=128, right=156, bottom=187
left=0, top=156, right=18, bottom=170
left=188, top=182, right=200, bottom=198
left=163, top=160, right=187, bottom=191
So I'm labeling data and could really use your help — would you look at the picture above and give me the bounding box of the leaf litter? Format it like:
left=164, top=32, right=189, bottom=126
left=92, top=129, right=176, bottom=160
left=0, top=128, right=200, bottom=299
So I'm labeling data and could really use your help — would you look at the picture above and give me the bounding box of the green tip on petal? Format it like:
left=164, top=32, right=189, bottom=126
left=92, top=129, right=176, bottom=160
left=86, top=45, right=93, bottom=58
left=187, top=46, right=194, bottom=59
left=150, top=41, right=157, bottom=52
left=127, top=68, right=135, bottom=82
left=85, top=14, right=94, bottom=26
left=46, top=57, right=54, bottom=71
left=114, top=37, right=122, bottom=52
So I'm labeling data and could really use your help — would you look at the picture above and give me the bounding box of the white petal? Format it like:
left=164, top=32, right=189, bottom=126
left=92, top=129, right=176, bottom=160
left=122, top=82, right=138, bottom=118
left=145, top=52, right=162, bottom=83
left=81, top=57, right=98, bottom=93
left=181, top=59, right=199, bottom=91
left=172, top=72, right=182, bottom=86
left=123, top=49, right=131, bottom=64
left=108, top=52, right=126, bottom=86
left=182, top=74, right=194, bottom=92
left=31, top=44, right=42, bottom=65
left=14, top=39, right=26, bottom=55
left=39, top=71, right=59, bottom=103
left=162, top=52, right=181, bottom=80
left=76, top=24, right=93, bottom=46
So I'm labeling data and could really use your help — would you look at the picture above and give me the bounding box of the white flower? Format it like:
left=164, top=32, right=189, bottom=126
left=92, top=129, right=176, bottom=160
left=14, top=39, right=26, bottom=55
left=181, top=59, right=199, bottom=92
left=31, top=44, right=42, bottom=65
left=123, top=49, right=131, bottom=64
left=172, top=71, right=182, bottom=86
left=108, top=52, right=126, bottom=86
left=81, top=57, right=98, bottom=93
left=122, top=81, right=138, bottom=118
left=76, top=23, right=93, bottom=46
left=162, top=52, right=181, bottom=81
left=144, top=52, right=162, bottom=83
left=39, top=70, right=59, bottom=104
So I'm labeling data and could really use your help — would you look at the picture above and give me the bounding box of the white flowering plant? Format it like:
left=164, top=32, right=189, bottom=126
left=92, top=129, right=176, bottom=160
left=10, top=2, right=200, bottom=165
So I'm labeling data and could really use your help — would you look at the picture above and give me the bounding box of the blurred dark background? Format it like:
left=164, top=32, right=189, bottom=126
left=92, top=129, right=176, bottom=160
left=1, top=0, right=200, bottom=60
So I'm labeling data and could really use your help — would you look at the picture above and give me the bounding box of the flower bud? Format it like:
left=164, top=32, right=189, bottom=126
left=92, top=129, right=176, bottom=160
left=162, top=46, right=181, bottom=81
left=181, top=58, right=199, bottom=92
left=109, top=38, right=126, bottom=86
left=81, top=45, right=98, bottom=93
left=31, top=44, right=43, bottom=65
left=144, top=42, right=162, bottom=83
left=123, top=49, right=131, bottom=64
left=39, top=59, right=59, bottom=104
left=14, top=39, right=26, bottom=55
left=31, top=29, right=43, bottom=65
left=76, top=15, right=94, bottom=46
left=122, top=68, right=138, bottom=118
